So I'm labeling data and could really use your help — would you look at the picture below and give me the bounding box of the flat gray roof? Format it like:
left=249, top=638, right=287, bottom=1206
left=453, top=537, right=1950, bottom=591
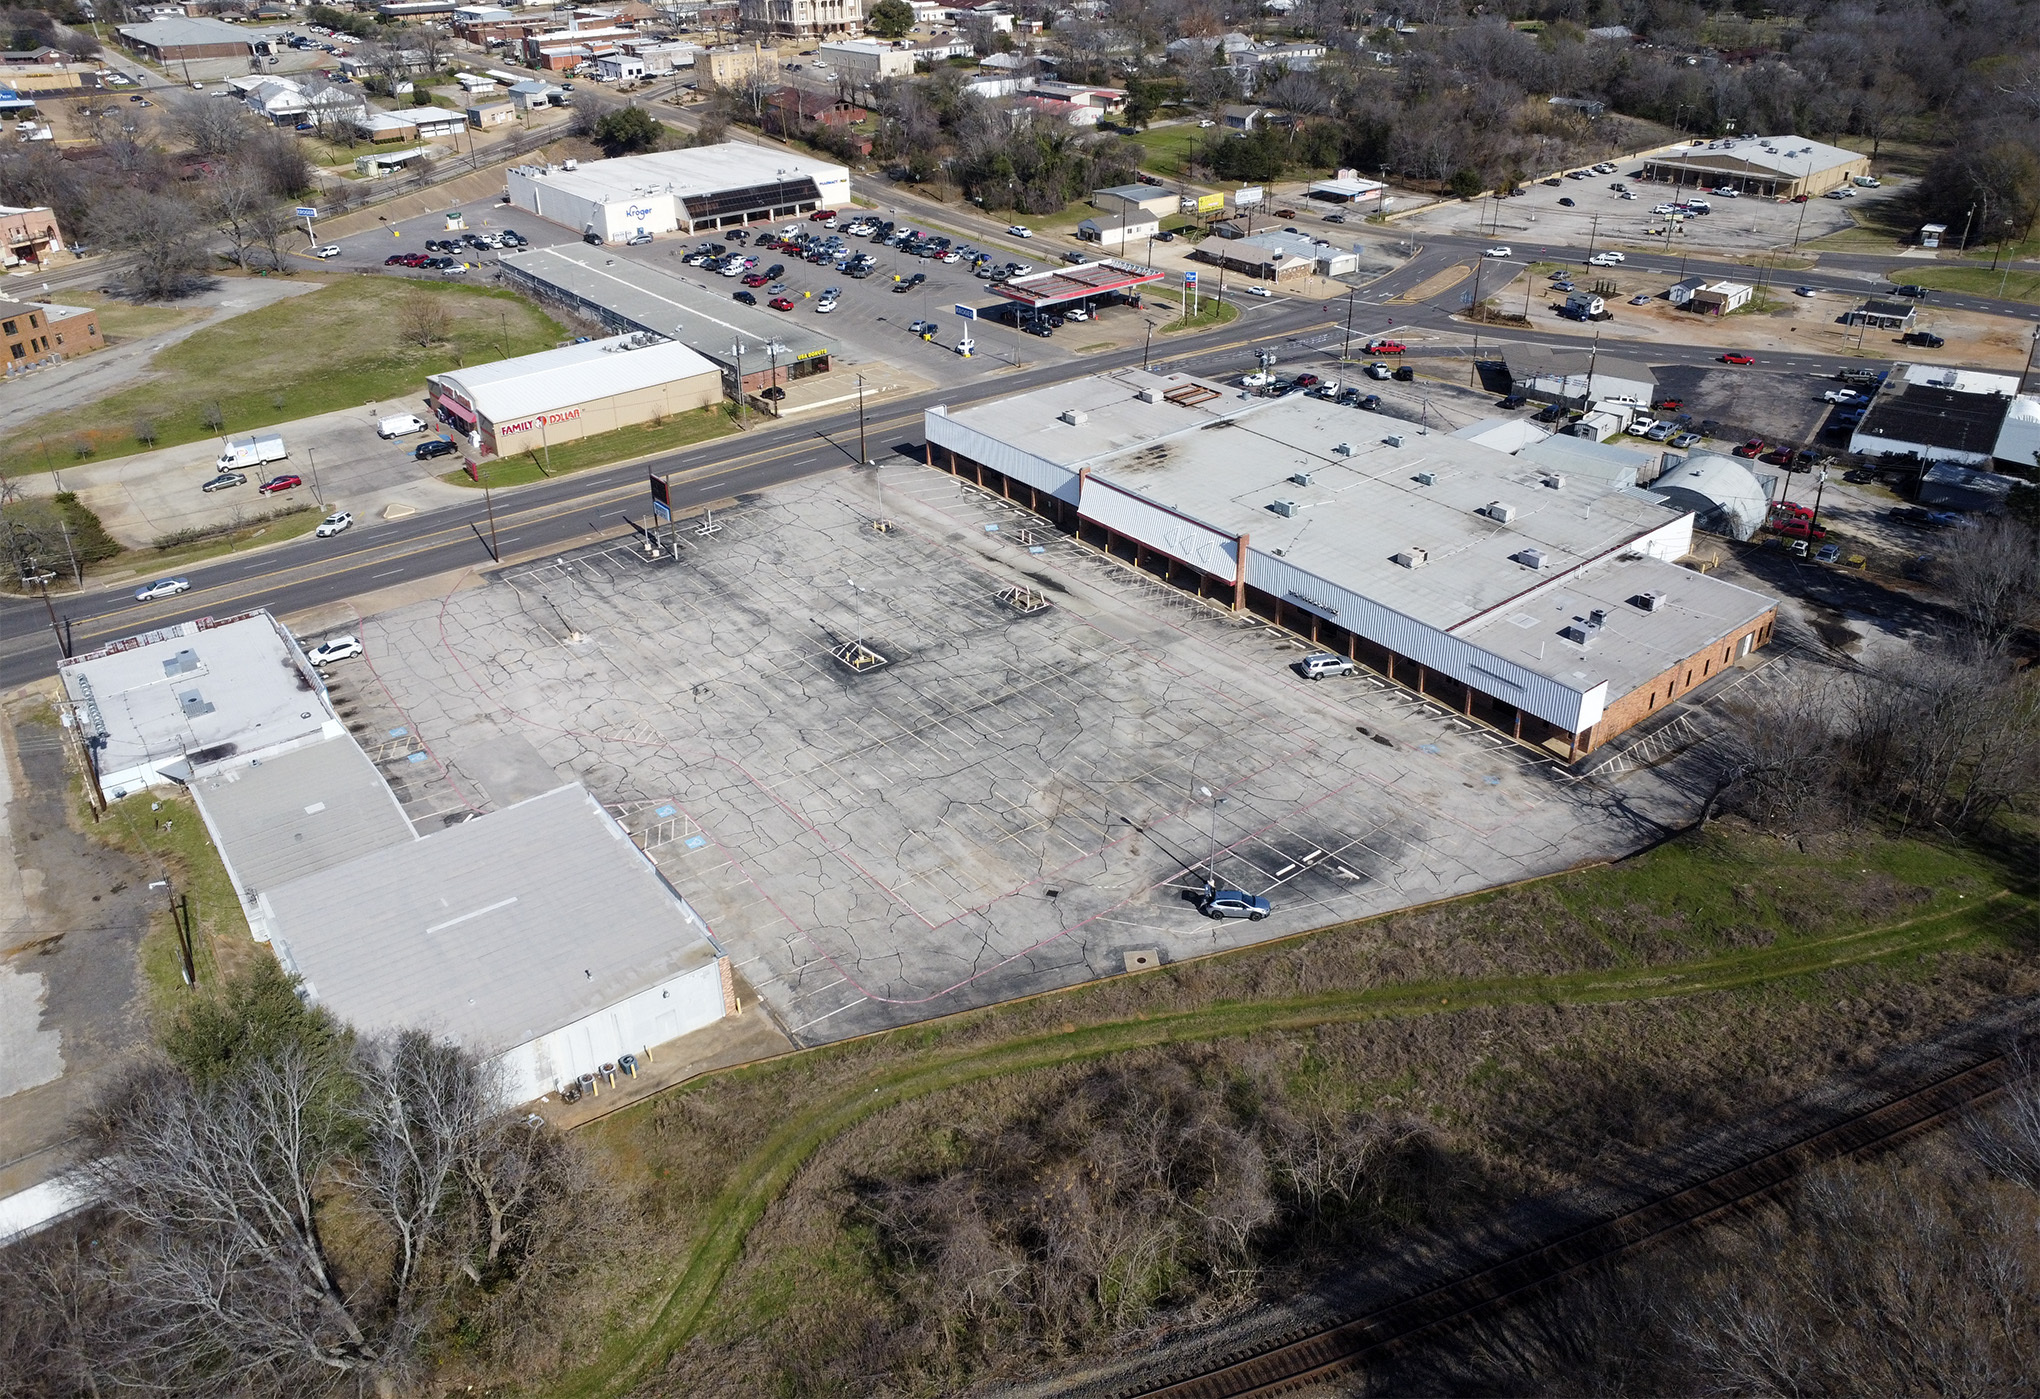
left=188, top=737, right=415, bottom=905
left=117, top=16, right=282, bottom=44
left=266, top=785, right=720, bottom=1055
left=1503, top=344, right=1657, bottom=388
left=501, top=245, right=837, bottom=367
left=59, top=613, right=338, bottom=781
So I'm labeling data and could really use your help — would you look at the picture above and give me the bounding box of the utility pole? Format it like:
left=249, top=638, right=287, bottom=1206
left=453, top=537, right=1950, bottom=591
left=1466, top=255, right=1485, bottom=383
left=1959, top=202, right=1976, bottom=253
left=164, top=881, right=194, bottom=987
left=1583, top=213, right=1601, bottom=264
left=1341, top=285, right=1356, bottom=362
left=855, top=372, right=868, bottom=465
left=1142, top=319, right=1155, bottom=370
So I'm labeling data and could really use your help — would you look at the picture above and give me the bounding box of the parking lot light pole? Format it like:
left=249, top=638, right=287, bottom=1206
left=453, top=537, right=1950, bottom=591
left=856, top=372, right=868, bottom=465
left=1198, top=785, right=1224, bottom=892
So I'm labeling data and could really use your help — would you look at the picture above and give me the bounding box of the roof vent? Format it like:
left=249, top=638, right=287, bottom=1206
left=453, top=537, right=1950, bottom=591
left=1392, top=546, right=1428, bottom=569
left=1515, top=547, right=1547, bottom=569
left=1134, top=388, right=1161, bottom=403
left=1414, top=470, right=1437, bottom=486
left=1635, top=590, right=1666, bottom=611
left=1332, top=441, right=1353, bottom=456
left=1383, top=434, right=1405, bottom=448
left=1270, top=498, right=1300, bottom=517
left=1543, top=474, right=1566, bottom=489
left=1483, top=501, right=1517, bottom=523
left=1059, top=408, right=1088, bottom=425
left=1289, top=470, right=1314, bottom=486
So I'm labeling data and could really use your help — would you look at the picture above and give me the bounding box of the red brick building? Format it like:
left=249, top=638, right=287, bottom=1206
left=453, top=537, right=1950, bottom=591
left=2, top=300, right=102, bottom=371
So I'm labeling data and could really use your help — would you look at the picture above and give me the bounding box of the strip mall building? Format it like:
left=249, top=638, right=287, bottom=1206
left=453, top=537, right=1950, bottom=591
left=925, top=371, right=1779, bottom=761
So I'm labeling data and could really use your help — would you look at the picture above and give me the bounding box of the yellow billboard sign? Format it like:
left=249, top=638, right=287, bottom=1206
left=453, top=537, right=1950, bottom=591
left=1194, top=192, right=1226, bottom=215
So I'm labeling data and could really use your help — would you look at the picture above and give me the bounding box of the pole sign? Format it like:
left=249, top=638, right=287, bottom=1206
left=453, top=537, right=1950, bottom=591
left=649, top=470, right=671, bottom=521
left=1195, top=193, right=1225, bottom=216
left=1185, top=270, right=1197, bottom=284
left=954, top=304, right=977, bottom=320
left=1234, top=186, right=1265, bottom=208
left=294, top=206, right=319, bottom=219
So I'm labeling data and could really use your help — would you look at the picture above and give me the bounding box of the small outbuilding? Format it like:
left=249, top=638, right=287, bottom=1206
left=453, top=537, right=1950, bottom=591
left=1687, top=281, right=1752, bottom=315
left=1647, top=453, right=1770, bottom=540
left=1844, top=298, right=1916, bottom=330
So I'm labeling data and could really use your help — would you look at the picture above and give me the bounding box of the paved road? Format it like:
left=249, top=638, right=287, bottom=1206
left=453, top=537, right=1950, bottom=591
left=0, top=299, right=1331, bottom=692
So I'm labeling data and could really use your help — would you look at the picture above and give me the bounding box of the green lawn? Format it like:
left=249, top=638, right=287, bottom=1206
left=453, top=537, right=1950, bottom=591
left=4, top=278, right=565, bottom=471
left=440, top=405, right=738, bottom=490
left=1883, top=264, right=2040, bottom=303
left=1158, top=298, right=1240, bottom=333
left=1126, top=123, right=1204, bottom=179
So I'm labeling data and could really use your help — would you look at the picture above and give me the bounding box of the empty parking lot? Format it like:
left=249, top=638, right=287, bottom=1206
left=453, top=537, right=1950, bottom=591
left=338, top=462, right=1694, bottom=1044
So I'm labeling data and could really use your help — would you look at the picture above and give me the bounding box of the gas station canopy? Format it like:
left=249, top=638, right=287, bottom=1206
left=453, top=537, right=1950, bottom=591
left=990, top=258, right=1165, bottom=309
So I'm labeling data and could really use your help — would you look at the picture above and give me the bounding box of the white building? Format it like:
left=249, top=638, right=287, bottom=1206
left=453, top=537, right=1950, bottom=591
left=58, top=612, right=346, bottom=798
left=594, top=52, right=645, bottom=83
left=925, top=371, right=1778, bottom=760
left=505, top=143, right=850, bottom=241
left=817, top=38, right=918, bottom=78
left=741, top=0, right=865, bottom=38
left=426, top=332, right=724, bottom=455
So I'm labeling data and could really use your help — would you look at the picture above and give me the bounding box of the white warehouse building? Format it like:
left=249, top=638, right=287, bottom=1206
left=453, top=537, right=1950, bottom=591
left=505, top=143, right=851, bottom=243
left=925, top=371, right=1779, bottom=761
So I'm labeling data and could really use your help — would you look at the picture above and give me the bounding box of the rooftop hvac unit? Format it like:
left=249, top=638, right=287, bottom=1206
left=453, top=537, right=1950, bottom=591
left=1134, top=388, right=1161, bottom=403
left=1414, top=470, right=1437, bottom=486
left=1563, top=620, right=1601, bottom=645
left=1544, top=474, right=1566, bottom=489
left=1636, top=590, right=1666, bottom=611
left=1515, top=547, right=1548, bottom=569
left=1384, top=434, right=1405, bottom=448
left=1393, top=546, right=1428, bottom=569
left=1333, top=442, right=1353, bottom=456
left=1483, top=501, right=1517, bottom=523
left=1290, top=471, right=1314, bottom=486
left=1270, top=498, right=1300, bottom=517
left=1058, top=408, right=1088, bottom=425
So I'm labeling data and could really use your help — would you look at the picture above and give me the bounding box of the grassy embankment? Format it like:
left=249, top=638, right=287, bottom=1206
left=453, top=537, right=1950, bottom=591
left=538, top=824, right=2035, bottom=1398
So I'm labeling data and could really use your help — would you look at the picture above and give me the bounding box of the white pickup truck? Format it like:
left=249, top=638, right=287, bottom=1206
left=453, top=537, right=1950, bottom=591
left=216, top=432, right=287, bottom=472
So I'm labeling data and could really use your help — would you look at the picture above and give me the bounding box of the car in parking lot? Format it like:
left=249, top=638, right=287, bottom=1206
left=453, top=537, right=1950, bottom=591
left=201, top=471, right=247, bottom=492
left=1646, top=421, right=1678, bottom=441
left=1670, top=431, right=1701, bottom=448
left=1558, top=196, right=1575, bottom=206
left=1733, top=438, right=1765, bottom=457
left=768, top=295, right=795, bottom=311
left=1628, top=293, right=1652, bottom=305
left=1626, top=417, right=1660, bottom=437
left=1815, top=542, right=1842, bottom=563
left=315, top=511, right=353, bottom=538
left=258, top=474, right=302, bottom=494
left=1294, top=652, right=1355, bottom=680
left=1902, top=330, right=1945, bottom=348
left=307, top=635, right=363, bottom=667
left=815, top=297, right=837, bottom=313
left=135, top=577, right=190, bottom=601
left=1366, top=362, right=1393, bottom=380
left=414, top=436, right=457, bottom=460
left=907, top=319, right=938, bottom=335
left=1198, top=888, right=1271, bottom=921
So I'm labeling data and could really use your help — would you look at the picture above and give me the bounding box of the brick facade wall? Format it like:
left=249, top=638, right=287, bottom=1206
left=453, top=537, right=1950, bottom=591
left=1586, top=610, right=1777, bottom=749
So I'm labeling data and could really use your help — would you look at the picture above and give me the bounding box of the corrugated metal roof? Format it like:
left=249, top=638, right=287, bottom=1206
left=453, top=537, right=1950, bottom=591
left=266, top=785, right=720, bottom=1055
left=431, top=333, right=718, bottom=423
left=190, top=737, right=416, bottom=901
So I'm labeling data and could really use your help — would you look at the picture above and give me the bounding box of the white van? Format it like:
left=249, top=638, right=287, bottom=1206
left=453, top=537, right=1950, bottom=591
left=377, top=413, right=427, bottom=438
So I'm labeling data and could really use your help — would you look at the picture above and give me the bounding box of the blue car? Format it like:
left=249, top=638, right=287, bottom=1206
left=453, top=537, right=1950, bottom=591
left=1199, top=889, right=1271, bottom=921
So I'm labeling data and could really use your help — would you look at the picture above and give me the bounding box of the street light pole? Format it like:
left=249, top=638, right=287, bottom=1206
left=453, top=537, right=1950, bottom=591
left=1142, top=318, right=1154, bottom=370
left=856, top=371, right=868, bottom=464
left=1197, top=784, right=1224, bottom=892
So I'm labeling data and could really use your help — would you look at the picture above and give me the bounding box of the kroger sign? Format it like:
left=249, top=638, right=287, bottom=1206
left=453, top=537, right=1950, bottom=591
left=624, top=204, right=655, bottom=220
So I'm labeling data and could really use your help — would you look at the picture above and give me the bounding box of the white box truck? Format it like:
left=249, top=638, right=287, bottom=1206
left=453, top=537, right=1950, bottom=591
left=216, top=432, right=287, bottom=472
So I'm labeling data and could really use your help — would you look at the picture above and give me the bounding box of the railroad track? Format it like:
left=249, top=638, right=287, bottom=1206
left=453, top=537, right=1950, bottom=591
left=1131, top=1047, right=2022, bottom=1399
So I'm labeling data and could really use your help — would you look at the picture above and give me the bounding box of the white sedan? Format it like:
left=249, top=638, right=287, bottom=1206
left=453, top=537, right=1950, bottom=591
left=814, top=298, right=838, bottom=313
left=135, top=578, right=191, bottom=601
left=1246, top=286, right=1272, bottom=297
left=307, top=635, right=363, bottom=666
left=1007, top=224, right=1033, bottom=238
left=1484, top=245, right=1512, bottom=258
left=315, top=511, right=353, bottom=538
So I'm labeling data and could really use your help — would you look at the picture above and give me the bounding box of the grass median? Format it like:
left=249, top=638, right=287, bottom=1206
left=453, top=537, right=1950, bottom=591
left=3, top=277, right=565, bottom=471
left=437, top=404, right=739, bottom=489
left=1882, top=265, right=2040, bottom=303
left=546, top=824, right=2035, bottom=1398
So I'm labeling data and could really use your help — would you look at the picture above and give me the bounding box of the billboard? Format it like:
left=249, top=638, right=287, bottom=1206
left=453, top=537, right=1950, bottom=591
left=1233, top=185, right=1265, bottom=208
left=1194, top=193, right=1226, bottom=215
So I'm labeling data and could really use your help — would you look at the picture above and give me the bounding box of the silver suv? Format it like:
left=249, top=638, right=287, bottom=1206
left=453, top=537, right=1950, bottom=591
left=1295, top=653, right=1356, bottom=680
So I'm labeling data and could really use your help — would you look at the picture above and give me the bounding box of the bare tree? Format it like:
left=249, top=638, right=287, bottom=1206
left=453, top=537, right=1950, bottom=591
left=90, top=188, right=210, bottom=300
left=79, top=1049, right=382, bottom=1391
left=1940, top=515, right=2040, bottom=653
left=205, top=168, right=275, bottom=270
left=170, top=92, right=252, bottom=159
left=397, top=292, right=453, bottom=347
